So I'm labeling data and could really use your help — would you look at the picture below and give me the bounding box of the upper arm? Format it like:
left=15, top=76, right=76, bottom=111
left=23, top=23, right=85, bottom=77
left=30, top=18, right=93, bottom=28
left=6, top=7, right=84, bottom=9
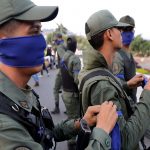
left=69, top=56, right=81, bottom=84
left=90, top=80, right=122, bottom=110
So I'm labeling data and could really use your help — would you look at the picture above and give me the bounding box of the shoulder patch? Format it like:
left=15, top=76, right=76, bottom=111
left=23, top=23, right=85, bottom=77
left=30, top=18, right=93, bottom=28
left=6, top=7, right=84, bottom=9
left=15, top=147, right=31, bottom=150
left=112, top=62, right=120, bottom=75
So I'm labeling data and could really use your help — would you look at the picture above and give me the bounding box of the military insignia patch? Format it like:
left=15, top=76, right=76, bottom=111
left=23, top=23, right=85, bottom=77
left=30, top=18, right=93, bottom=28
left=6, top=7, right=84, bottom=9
left=19, top=101, right=29, bottom=109
left=15, top=147, right=31, bottom=150
left=112, top=62, right=120, bottom=75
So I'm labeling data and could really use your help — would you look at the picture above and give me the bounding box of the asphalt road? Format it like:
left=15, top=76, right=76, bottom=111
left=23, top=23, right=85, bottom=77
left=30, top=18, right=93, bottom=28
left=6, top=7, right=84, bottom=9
left=29, top=68, right=150, bottom=150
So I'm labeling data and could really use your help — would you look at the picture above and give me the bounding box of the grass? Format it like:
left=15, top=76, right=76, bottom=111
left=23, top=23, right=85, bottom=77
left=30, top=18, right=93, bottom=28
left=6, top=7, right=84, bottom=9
left=136, top=68, right=150, bottom=74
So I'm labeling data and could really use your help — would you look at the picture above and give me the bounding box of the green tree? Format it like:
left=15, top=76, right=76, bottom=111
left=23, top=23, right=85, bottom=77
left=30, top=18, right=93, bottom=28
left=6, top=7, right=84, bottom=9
left=131, top=35, right=150, bottom=56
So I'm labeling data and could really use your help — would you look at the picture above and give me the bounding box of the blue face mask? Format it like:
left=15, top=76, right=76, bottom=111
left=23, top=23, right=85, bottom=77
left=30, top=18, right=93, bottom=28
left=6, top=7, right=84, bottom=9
left=0, top=34, right=46, bottom=67
left=54, top=39, right=64, bottom=45
left=121, top=31, right=134, bottom=46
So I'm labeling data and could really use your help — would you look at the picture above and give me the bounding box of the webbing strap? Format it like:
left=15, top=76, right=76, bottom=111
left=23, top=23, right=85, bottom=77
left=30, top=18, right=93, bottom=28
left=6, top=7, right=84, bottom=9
left=79, top=69, right=133, bottom=117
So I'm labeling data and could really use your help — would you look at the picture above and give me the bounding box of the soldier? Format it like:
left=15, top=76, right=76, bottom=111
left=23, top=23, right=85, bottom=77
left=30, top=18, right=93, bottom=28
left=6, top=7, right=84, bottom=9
left=51, top=33, right=66, bottom=114
left=0, top=1, right=118, bottom=150
left=60, top=35, right=81, bottom=149
left=79, top=9, right=150, bottom=150
left=112, top=15, right=137, bottom=103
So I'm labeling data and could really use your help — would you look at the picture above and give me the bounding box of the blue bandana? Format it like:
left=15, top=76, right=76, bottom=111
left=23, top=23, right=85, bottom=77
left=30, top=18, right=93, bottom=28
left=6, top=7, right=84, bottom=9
left=0, top=34, right=46, bottom=67
left=121, top=31, right=134, bottom=45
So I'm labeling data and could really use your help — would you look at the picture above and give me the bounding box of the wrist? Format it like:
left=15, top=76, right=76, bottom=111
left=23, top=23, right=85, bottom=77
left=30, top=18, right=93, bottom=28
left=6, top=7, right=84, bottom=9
left=74, top=118, right=81, bottom=130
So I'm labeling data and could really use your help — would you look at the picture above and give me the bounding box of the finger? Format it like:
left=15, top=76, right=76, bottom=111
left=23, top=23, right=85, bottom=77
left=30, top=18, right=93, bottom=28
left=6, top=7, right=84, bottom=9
left=87, top=105, right=101, bottom=114
left=112, top=104, right=117, bottom=110
left=108, top=101, right=114, bottom=106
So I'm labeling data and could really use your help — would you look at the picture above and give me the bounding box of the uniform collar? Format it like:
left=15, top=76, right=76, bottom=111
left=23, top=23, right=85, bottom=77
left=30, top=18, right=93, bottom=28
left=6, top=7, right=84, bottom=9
left=83, top=49, right=109, bottom=70
left=0, top=71, right=38, bottom=112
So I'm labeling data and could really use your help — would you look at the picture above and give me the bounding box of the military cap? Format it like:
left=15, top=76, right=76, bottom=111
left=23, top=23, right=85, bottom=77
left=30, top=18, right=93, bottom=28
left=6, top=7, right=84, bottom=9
left=0, top=0, right=58, bottom=25
left=119, top=15, right=135, bottom=27
left=85, top=9, right=130, bottom=40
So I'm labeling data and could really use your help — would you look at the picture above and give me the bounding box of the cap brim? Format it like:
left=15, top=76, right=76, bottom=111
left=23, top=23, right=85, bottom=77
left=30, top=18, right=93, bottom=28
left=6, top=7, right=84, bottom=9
left=116, top=21, right=132, bottom=27
left=15, top=6, right=58, bottom=22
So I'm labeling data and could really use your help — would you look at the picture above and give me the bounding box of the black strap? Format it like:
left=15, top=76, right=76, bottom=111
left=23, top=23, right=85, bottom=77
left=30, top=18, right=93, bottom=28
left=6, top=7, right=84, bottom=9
left=0, top=91, right=37, bottom=128
left=79, top=69, right=133, bottom=117
left=0, top=91, right=56, bottom=150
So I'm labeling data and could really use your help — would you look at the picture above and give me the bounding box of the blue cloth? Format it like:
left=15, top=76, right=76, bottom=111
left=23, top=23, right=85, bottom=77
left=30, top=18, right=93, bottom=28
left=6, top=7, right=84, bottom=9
left=55, top=39, right=64, bottom=45
left=110, top=111, right=122, bottom=150
left=116, top=74, right=125, bottom=80
left=0, top=34, right=46, bottom=67
left=60, top=58, right=68, bottom=70
left=121, top=31, right=134, bottom=45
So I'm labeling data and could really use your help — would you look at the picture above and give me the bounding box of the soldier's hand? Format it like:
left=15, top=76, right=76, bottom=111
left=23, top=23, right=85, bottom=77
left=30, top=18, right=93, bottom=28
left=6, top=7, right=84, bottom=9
left=82, top=105, right=101, bottom=127
left=127, top=74, right=144, bottom=89
left=96, top=101, right=118, bottom=134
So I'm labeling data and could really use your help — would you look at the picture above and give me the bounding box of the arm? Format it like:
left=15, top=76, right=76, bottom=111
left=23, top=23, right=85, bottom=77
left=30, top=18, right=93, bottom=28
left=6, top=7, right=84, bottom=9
left=90, top=80, right=150, bottom=149
left=57, top=45, right=66, bottom=59
left=71, top=56, right=81, bottom=85
left=113, top=52, right=143, bottom=90
left=54, top=102, right=118, bottom=150
left=85, top=101, right=118, bottom=150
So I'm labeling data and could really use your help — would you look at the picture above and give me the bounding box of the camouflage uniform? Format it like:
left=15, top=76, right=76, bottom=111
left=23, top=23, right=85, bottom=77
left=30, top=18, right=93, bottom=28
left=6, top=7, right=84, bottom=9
left=0, top=71, right=111, bottom=150
left=112, top=49, right=137, bottom=102
left=61, top=50, right=81, bottom=119
left=60, top=35, right=81, bottom=149
left=79, top=50, right=150, bottom=150
left=52, top=42, right=66, bottom=114
left=0, top=71, right=78, bottom=150
left=112, top=15, right=137, bottom=103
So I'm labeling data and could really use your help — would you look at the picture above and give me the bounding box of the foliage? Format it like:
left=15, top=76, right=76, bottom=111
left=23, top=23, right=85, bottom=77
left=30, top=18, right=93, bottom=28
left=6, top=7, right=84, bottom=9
left=46, top=24, right=150, bottom=55
left=46, top=24, right=93, bottom=51
left=131, top=35, right=150, bottom=56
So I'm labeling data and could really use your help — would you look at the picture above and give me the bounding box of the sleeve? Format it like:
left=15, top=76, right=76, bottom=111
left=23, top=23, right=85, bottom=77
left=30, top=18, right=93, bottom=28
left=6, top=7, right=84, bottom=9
left=53, top=119, right=78, bottom=142
left=85, top=128, right=111, bottom=150
left=90, top=80, right=150, bottom=149
left=0, top=114, right=42, bottom=150
left=57, top=45, right=66, bottom=59
left=73, top=57, right=81, bottom=85
left=69, top=56, right=81, bottom=85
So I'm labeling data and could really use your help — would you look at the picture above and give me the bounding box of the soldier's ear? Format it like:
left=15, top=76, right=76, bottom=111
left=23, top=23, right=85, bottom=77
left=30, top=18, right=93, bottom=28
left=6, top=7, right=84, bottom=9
left=105, top=29, right=113, bottom=41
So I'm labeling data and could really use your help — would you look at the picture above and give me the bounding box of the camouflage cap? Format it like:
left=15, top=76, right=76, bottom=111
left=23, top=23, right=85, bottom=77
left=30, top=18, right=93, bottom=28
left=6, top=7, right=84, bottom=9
left=85, top=9, right=130, bottom=40
left=0, top=0, right=58, bottom=25
left=119, top=15, right=135, bottom=27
